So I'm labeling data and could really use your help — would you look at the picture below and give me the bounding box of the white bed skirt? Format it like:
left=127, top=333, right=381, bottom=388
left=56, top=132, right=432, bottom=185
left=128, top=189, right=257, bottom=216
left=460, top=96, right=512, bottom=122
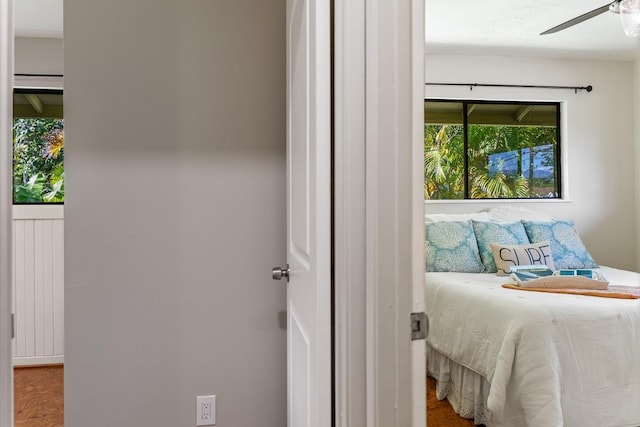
left=426, top=342, right=493, bottom=426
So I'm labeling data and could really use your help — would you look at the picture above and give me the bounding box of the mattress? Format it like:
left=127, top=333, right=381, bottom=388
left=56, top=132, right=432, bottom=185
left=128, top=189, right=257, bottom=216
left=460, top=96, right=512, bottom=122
left=425, top=267, right=640, bottom=427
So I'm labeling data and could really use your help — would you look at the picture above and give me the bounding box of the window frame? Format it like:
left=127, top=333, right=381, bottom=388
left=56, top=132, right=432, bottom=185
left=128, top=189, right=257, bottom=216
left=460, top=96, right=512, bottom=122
left=425, top=98, right=563, bottom=200
left=12, top=87, right=64, bottom=205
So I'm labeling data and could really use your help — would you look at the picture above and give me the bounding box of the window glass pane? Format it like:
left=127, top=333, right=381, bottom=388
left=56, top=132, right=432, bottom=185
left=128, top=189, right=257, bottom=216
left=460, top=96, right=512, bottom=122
left=467, top=103, right=558, bottom=199
left=424, top=100, right=560, bottom=201
left=424, top=101, right=464, bottom=200
left=13, top=90, right=64, bottom=204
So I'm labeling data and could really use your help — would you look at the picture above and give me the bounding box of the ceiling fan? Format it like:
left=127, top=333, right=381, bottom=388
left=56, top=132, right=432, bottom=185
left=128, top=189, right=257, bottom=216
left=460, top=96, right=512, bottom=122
left=540, top=0, right=640, bottom=37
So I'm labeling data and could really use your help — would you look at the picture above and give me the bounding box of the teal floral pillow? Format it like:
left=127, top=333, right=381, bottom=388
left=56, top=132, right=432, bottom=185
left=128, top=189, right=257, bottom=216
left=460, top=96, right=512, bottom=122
left=472, top=220, right=530, bottom=273
left=522, top=220, right=598, bottom=269
left=425, top=221, right=484, bottom=272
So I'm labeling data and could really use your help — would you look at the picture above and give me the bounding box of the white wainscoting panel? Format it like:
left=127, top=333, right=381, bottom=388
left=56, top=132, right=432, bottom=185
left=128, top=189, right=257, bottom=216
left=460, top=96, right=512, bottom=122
left=12, top=205, right=64, bottom=366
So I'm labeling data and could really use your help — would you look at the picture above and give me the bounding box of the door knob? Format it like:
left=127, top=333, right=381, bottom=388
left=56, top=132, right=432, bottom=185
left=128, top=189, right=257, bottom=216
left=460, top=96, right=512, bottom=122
left=272, top=264, right=290, bottom=282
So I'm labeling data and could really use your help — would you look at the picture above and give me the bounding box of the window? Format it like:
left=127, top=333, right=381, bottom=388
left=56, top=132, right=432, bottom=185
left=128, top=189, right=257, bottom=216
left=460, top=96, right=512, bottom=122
left=13, top=89, right=64, bottom=204
left=424, top=100, right=561, bottom=200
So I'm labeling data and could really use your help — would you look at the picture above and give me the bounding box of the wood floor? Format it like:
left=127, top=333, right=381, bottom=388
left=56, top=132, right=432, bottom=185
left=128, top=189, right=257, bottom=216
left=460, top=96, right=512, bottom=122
left=12, top=367, right=470, bottom=427
left=14, top=366, right=64, bottom=427
left=427, top=376, right=476, bottom=427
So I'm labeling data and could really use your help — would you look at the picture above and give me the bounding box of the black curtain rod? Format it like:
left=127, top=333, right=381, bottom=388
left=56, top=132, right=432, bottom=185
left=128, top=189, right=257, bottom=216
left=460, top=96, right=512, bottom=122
left=425, top=82, right=592, bottom=94
left=14, top=73, right=64, bottom=78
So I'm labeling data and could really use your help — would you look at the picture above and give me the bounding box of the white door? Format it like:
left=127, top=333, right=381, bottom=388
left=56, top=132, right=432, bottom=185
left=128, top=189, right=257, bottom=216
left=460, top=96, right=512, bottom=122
left=279, top=0, right=331, bottom=426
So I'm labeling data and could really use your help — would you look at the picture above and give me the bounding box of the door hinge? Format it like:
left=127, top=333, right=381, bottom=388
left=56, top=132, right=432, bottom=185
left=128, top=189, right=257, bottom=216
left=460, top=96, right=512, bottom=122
left=411, top=312, right=428, bottom=340
left=11, top=313, right=14, bottom=339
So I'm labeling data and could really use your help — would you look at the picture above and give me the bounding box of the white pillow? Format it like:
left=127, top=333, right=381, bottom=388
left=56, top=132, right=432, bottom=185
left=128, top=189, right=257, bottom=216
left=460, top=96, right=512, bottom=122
left=425, top=211, right=491, bottom=223
left=487, top=205, right=554, bottom=222
left=490, top=241, right=555, bottom=276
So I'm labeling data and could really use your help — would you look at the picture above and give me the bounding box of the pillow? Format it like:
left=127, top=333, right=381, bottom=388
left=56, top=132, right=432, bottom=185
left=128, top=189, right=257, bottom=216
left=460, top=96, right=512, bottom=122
left=425, top=221, right=484, bottom=272
left=490, top=241, right=555, bottom=276
left=425, top=211, right=491, bottom=223
left=472, top=220, right=530, bottom=273
left=522, top=220, right=598, bottom=269
left=487, top=205, right=554, bottom=222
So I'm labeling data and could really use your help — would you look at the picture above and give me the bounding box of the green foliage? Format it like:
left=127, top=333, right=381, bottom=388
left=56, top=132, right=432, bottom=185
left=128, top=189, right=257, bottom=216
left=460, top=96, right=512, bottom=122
left=43, top=164, right=65, bottom=202
left=424, top=123, right=557, bottom=200
left=424, top=124, right=464, bottom=199
left=13, top=118, right=64, bottom=203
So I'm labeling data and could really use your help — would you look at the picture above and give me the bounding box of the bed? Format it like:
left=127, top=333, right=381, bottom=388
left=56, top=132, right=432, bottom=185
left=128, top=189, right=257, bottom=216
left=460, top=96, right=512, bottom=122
left=424, top=207, right=640, bottom=427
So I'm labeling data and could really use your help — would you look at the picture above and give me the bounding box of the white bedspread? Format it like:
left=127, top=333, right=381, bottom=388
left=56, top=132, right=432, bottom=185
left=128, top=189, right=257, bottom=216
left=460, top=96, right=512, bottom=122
left=425, top=267, right=640, bottom=427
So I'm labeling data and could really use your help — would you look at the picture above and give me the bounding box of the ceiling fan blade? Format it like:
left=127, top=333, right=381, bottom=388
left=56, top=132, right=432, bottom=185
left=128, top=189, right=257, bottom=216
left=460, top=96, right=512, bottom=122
left=540, top=3, right=613, bottom=35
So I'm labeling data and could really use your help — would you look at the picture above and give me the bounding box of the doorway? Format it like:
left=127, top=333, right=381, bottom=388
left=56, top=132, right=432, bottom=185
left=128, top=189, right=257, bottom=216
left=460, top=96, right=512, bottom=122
left=12, top=87, right=65, bottom=426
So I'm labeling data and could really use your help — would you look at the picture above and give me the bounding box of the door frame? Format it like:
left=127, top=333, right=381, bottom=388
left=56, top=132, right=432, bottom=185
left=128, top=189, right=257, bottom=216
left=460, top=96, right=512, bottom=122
left=334, top=0, right=425, bottom=425
left=0, top=0, right=14, bottom=426
left=409, top=1, right=427, bottom=423
left=333, top=0, right=367, bottom=425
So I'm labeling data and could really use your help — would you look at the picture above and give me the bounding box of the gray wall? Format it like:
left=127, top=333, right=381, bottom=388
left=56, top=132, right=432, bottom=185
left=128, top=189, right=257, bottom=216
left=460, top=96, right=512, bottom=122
left=64, top=1, right=287, bottom=425
left=14, top=37, right=63, bottom=75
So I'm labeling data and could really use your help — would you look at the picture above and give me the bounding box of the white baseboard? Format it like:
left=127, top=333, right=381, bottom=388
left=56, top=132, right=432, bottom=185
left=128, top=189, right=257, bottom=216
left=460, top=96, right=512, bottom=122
left=13, top=356, right=64, bottom=367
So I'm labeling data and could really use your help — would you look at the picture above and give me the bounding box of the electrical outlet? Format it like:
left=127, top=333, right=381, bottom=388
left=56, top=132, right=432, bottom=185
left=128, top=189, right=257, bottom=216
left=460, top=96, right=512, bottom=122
left=196, top=395, right=216, bottom=426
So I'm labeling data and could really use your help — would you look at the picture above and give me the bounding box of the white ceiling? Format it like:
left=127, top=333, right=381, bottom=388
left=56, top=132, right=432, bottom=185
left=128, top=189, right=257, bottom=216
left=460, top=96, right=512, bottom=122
left=13, top=0, right=640, bottom=59
left=426, top=0, right=640, bottom=60
left=14, top=0, right=63, bottom=38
